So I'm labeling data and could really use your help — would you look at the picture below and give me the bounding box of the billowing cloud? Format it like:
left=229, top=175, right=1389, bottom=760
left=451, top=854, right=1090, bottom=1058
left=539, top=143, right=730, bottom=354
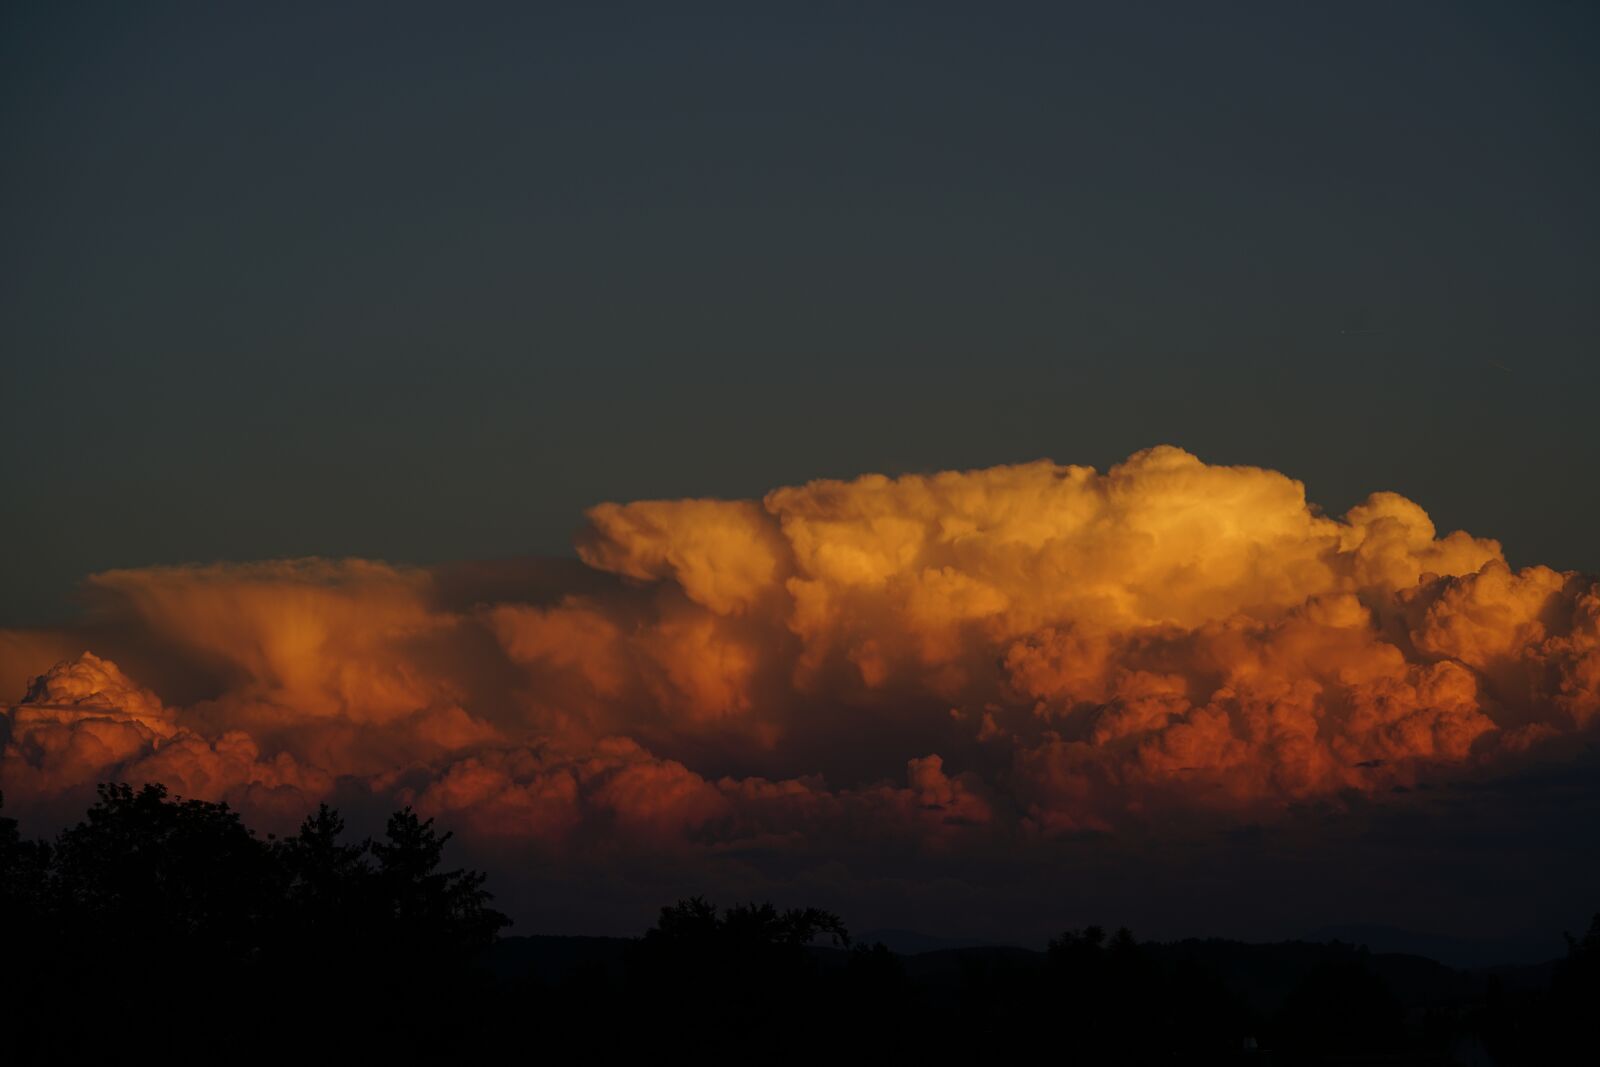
left=0, top=653, right=329, bottom=823
left=3, top=447, right=1597, bottom=885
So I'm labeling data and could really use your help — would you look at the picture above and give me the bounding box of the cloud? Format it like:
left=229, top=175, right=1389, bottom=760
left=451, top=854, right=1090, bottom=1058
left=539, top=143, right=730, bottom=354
left=1, top=653, right=327, bottom=822
left=1, top=653, right=179, bottom=795
left=2, top=446, right=1596, bottom=887
left=76, top=559, right=453, bottom=723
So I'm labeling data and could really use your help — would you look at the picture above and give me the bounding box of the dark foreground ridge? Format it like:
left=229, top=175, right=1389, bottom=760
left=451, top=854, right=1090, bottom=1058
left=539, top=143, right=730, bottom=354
left=3, top=785, right=1595, bottom=1064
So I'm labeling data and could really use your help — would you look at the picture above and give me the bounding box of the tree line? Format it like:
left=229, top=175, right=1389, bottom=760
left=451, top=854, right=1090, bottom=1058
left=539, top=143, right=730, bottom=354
left=2, top=784, right=1595, bottom=1064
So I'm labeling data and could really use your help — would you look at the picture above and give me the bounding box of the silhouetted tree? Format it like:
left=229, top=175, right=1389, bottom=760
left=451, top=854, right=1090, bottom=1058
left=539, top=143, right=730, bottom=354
left=0, top=783, right=509, bottom=1064
left=51, top=783, right=274, bottom=964
left=1541, top=913, right=1600, bottom=1060
left=265, top=802, right=380, bottom=993
left=278, top=802, right=368, bottom=915
left=0, top=791, right=56, bottom=1060
left=846, top=940, right=908, bottom=991
left=1555, top=911, right=1600, bottom=996
left=1272, top=949, right=1405, bottom=1057
left=0, top=790, right=50, bottom=917
left=371, top=806, right=509, bottom=962
left=627, top=896, right=848, bottom=1047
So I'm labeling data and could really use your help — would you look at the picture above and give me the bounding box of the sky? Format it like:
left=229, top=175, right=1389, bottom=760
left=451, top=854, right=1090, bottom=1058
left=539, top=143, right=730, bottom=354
left=2, top=2, right=1597, bottom=954
left=3, top=1, right=1597, bottom=624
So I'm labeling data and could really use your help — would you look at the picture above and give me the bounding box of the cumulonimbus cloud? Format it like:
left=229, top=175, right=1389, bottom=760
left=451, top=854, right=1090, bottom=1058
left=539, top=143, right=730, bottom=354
left=3, top=446, right=1596, bottom=856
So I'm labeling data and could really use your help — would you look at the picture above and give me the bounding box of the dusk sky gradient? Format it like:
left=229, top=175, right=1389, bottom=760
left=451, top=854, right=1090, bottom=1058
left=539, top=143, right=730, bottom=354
left=3, top=1, right=1596, bottom=623
left=2, top=3, right=1597, bottom=955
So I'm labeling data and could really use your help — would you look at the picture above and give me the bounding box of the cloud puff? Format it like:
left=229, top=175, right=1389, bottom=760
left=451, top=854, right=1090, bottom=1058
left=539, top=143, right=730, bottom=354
left=1, top=653, right=326, bottom=820
left=2, top=447, right=1595, bottom=869
left=2, top=653, right=179, bottom=794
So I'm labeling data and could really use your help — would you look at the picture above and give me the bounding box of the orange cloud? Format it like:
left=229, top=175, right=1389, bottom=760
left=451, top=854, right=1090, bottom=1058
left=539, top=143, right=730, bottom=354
left=2, top=447, right=1595, bottom=858
left=81, top=559, right=454, bottom=723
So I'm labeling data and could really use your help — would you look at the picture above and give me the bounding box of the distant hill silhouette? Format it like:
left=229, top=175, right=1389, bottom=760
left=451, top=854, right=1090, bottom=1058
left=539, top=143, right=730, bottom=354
left=482, top=932, right=1550, bottom=1017
left=1304, top=924, right=1561, bottom=970
left=856, top=927, right=1021, bottom=955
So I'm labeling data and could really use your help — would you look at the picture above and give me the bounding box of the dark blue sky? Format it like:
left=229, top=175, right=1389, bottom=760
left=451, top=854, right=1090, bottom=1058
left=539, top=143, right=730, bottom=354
left=3, top=1, right=1595, bottom=624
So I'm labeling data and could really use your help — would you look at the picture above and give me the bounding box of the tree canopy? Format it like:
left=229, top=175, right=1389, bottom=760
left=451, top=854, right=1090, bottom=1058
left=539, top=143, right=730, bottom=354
left=1, top=784, right=508, bottom=1062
